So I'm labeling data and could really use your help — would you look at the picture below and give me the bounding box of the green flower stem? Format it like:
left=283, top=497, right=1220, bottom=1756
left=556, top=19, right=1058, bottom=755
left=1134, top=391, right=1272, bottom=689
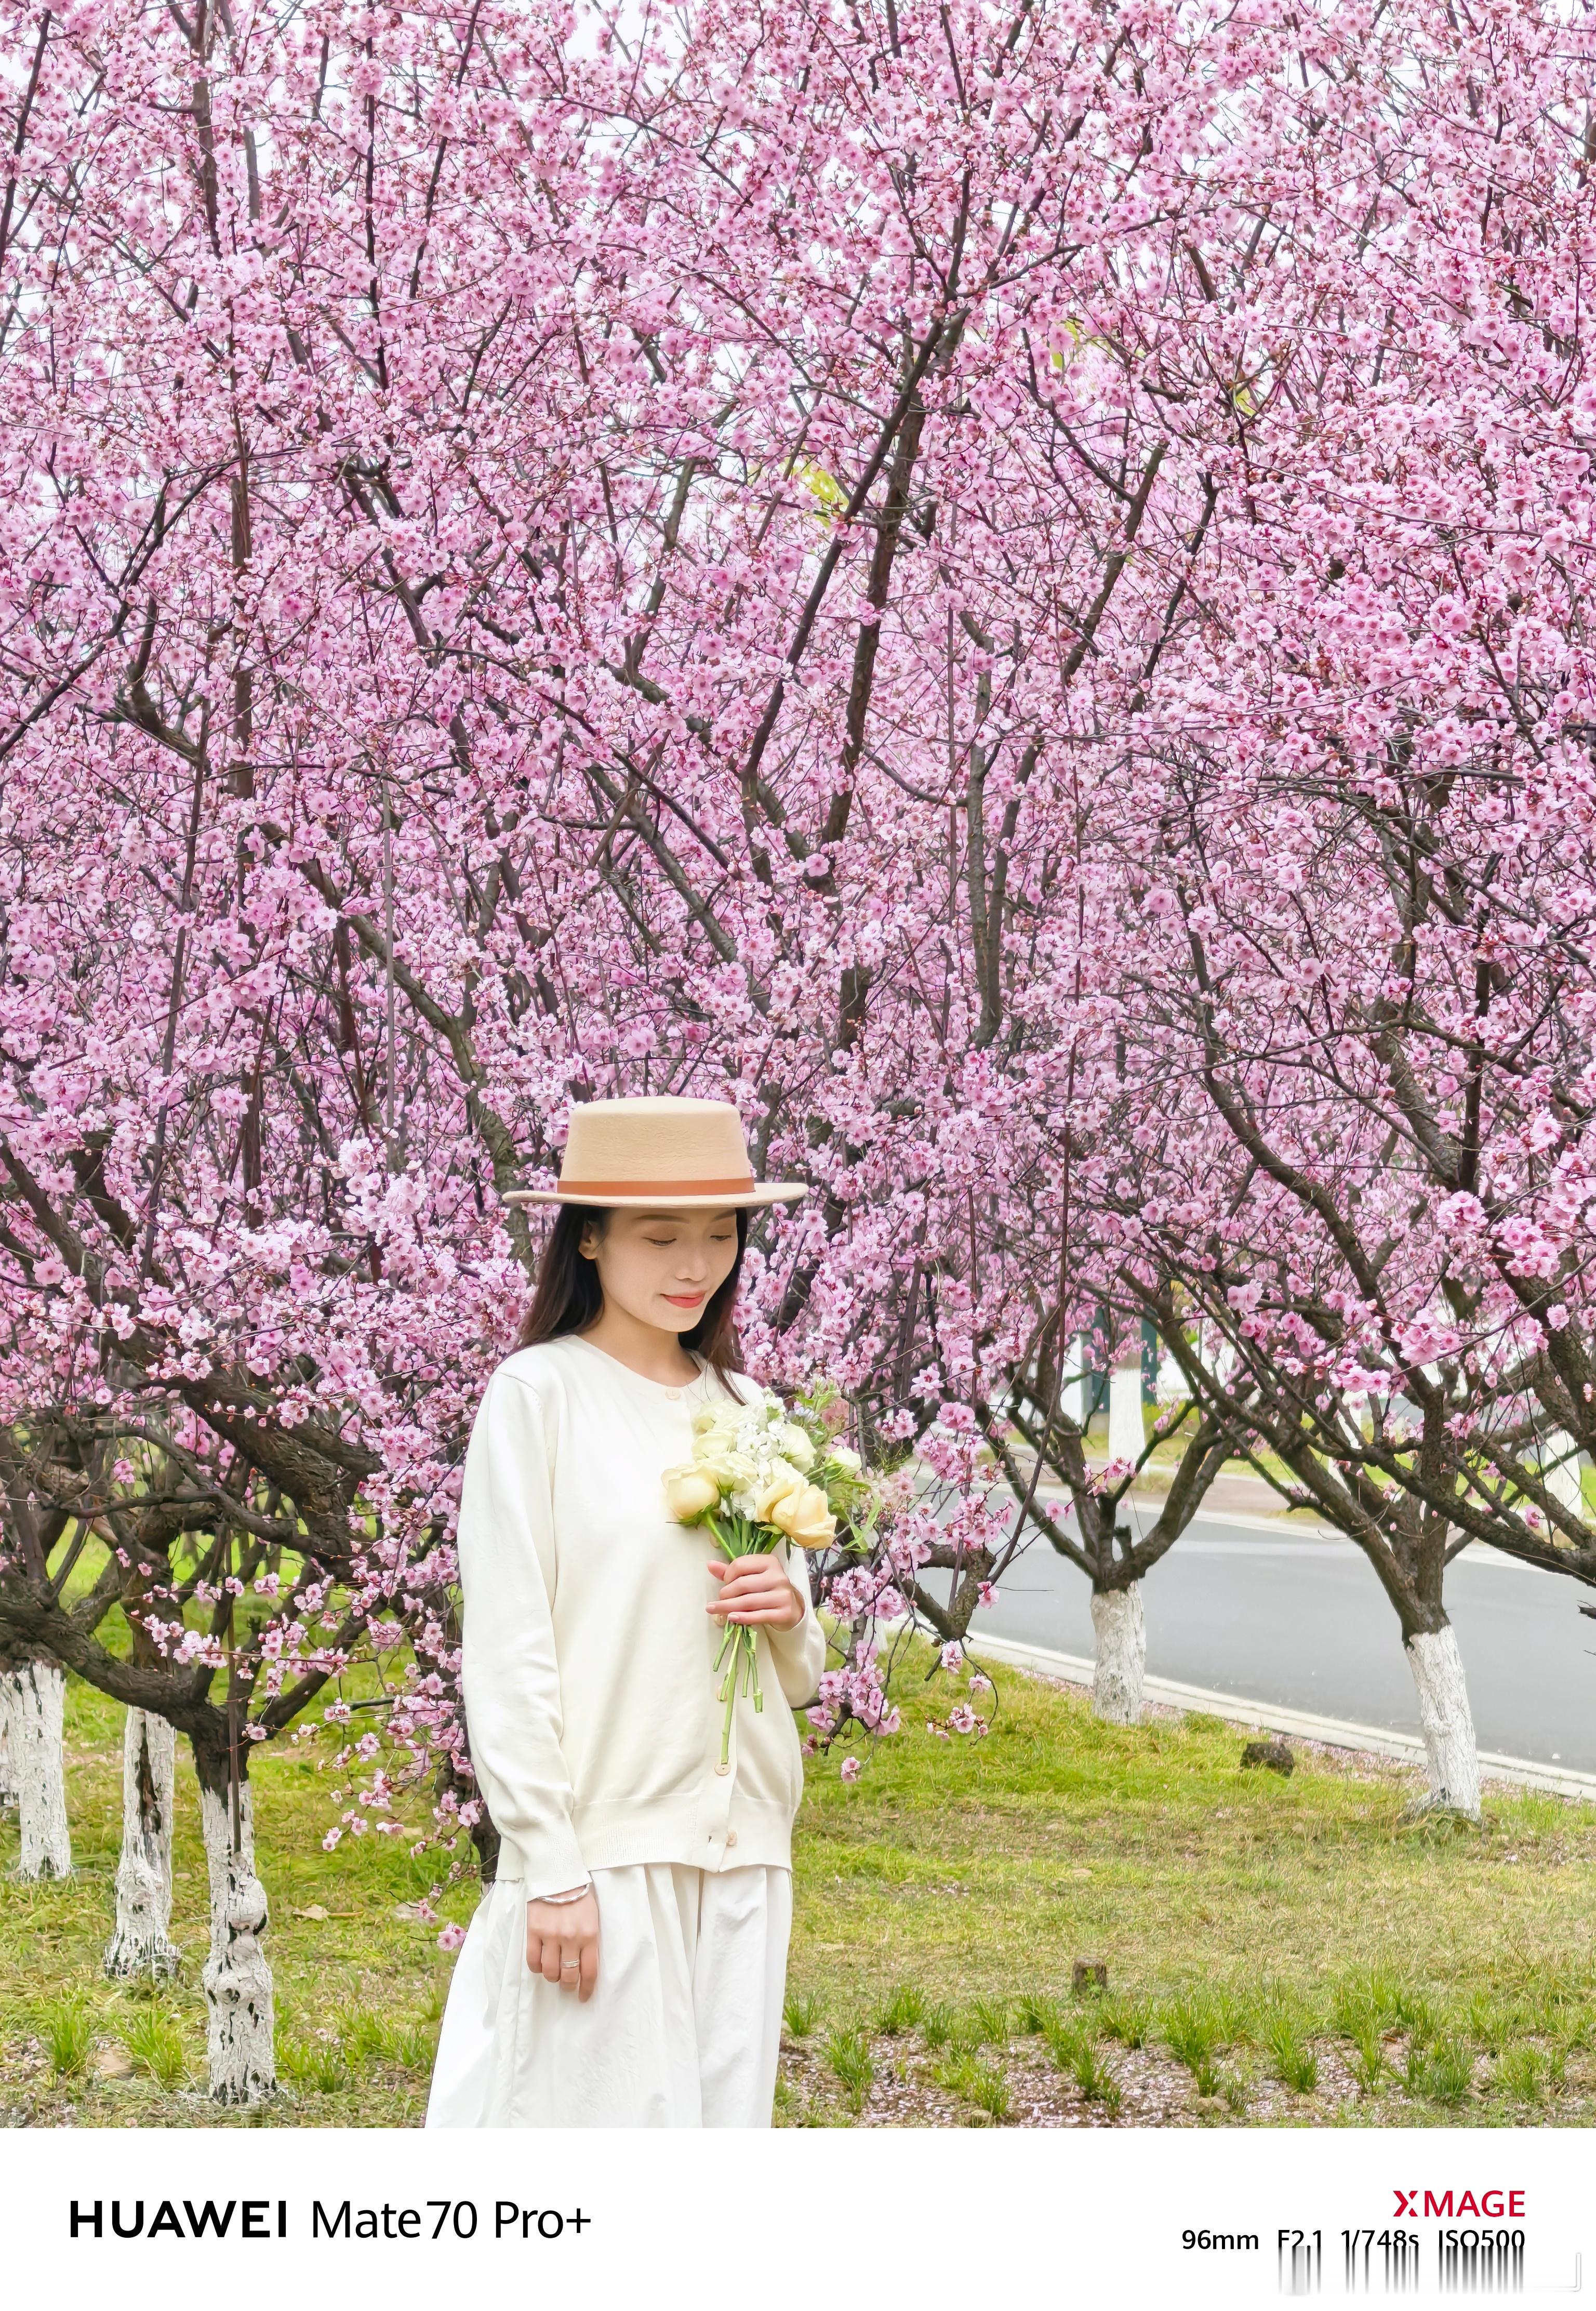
left=700, top=1509, right=780, bottom=1769
left=718, top=1659, right=737, bottom=1771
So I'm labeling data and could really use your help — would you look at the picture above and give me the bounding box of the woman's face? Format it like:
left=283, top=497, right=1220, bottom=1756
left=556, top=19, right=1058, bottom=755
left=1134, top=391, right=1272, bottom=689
left=579, top=1206, right=739, bottom=1334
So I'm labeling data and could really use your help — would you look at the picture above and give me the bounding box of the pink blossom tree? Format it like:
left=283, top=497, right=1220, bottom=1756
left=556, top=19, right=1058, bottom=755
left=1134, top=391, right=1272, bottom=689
left=1074, top=0, right=1596, bottom=1816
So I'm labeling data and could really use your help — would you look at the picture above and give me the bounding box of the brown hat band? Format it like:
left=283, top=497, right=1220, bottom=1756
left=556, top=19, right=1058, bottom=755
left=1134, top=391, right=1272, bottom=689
left=557, top=1174, right=756, bottom=1197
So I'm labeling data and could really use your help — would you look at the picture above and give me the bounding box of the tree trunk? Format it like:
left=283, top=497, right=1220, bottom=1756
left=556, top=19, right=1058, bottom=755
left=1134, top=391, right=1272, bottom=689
left=104, top=1709, right=180, bottom=1980
left=0, top=1674, right=17, bottom=1809
left=1090, top=1582, right=1146, bottom=1725
left=1061, top=1333, right=1087, bottom=1428
left=1405, top=1624, right=1481, bottom=1820
left=194, top=1754, right=275, bottom=2102
left=1154, top=1350, right=1186, bottom=1406
left=6, top=1661, right=71, bottom=1879
left=1107, top=1361, right=1145, bottom=1468
left=1537, top=1429, right=1586, bottom=1521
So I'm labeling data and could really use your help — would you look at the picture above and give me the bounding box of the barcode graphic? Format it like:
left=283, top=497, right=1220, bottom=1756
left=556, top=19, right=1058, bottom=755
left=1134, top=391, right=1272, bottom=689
left=1436, top=2230, right=1524, bottom=2292
left=1344, top=2232, right=1418, bottom=2292
left=1281, top=2235, right=1321, bottom=2294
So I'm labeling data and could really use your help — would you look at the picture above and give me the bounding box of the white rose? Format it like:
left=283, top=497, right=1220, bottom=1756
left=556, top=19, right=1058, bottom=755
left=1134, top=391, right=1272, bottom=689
left=693, top=1405, right=739, bottom=1443
left=775, top=1422, right=816, bottom=1472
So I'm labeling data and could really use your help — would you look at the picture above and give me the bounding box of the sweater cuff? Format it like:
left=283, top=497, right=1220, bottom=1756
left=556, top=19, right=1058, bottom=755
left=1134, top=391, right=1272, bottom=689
left=497, top=1822, right=590, bottom=1902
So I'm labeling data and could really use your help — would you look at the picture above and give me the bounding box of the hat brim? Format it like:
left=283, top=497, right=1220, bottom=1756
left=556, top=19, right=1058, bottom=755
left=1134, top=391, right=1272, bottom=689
left=502, top=1183, right=809, bottom=1210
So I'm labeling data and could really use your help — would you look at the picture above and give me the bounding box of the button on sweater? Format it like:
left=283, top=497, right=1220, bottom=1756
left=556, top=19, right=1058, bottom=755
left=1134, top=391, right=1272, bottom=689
left=456, top=1333, right=828, bottom=1899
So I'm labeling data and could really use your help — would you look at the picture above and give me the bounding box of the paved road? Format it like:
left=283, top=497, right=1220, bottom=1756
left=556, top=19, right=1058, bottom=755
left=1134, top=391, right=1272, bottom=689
left=967, top=1507, right=1596, bottom=1772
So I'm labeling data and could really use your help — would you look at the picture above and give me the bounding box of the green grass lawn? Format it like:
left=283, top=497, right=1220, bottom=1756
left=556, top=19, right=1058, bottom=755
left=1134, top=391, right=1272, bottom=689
left=4, top=1656, right=1594, bottom=2126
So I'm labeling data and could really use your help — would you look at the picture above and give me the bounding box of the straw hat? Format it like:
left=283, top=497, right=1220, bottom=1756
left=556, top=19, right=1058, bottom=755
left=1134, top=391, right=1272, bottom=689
left=503, top=1096, right=809, bottom=1210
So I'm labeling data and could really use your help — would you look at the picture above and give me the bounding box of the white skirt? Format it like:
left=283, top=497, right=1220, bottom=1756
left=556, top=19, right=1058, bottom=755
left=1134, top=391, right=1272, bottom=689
left=425, top=1862, right=793, bottom=2128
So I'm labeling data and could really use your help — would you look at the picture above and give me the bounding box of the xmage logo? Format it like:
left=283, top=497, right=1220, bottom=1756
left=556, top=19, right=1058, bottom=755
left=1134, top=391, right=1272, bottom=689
left=1392, top=2191, right=1525, bottom=2221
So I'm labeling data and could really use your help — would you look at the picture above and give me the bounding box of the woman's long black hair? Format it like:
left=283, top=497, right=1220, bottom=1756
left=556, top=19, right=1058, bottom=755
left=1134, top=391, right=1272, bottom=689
left=514, top=1204, right=750, bottom=1397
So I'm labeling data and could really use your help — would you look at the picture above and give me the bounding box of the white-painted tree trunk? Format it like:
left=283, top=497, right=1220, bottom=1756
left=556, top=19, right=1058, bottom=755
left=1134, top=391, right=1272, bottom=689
left=0, top=1674, right=18, bottom=1809
left=1536, top=1429, right=1586, bottom=1523
left=1405, top=1625, right=1481, bottom=1819
left=1061, top=1334, right=1087, bottom=1427
left=1107, top=1361, right=1146, bottom=1468
left=104, top=1709, right=180, bottom=1980
left=198, top=1778, right=275, bottom=2102
left=1090, top=1583, right=1146, bottom=1725
left=6, top=1661, right=70, bottom=1879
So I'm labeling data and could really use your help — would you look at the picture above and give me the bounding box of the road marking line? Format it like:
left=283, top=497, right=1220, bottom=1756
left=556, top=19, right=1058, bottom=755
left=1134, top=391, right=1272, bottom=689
left=1038, top=1497, right=1548, bottom=1566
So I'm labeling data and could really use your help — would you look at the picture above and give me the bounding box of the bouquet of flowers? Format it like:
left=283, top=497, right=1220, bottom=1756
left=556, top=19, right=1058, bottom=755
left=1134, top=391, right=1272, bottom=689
left=662, top=1395, right=870, bottom=1767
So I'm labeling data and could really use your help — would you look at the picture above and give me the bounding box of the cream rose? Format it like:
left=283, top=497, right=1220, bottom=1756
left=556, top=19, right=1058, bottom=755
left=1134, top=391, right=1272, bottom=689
left=768, top=1480, right=836, bottom=1550
left=662, top=1464, right=721, bottom=1521
left=747, top=1459, right=806, bottom=1524
left=700, top=1445, right=756, bottom=1490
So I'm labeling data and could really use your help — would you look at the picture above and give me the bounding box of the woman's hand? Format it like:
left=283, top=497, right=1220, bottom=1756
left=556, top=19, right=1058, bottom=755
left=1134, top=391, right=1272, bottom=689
left=708, top=1555, right=806, bottom=1630
left=525, top=1889, right=601, bottom=1999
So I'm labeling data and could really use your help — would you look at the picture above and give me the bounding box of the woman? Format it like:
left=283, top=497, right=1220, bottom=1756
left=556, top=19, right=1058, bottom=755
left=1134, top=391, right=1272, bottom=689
left=425, top=1095, right=826, bottom=2128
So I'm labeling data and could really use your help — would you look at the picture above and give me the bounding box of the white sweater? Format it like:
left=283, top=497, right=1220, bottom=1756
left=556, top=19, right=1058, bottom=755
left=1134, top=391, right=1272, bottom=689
left=456, top=1333, right=828, bottom=1897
